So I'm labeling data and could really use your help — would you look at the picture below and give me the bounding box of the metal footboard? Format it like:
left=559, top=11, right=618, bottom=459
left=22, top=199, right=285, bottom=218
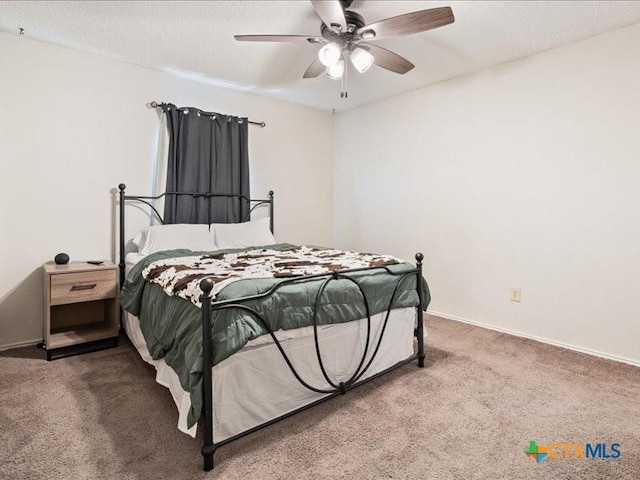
left=198, top=253, right=426, bottom=471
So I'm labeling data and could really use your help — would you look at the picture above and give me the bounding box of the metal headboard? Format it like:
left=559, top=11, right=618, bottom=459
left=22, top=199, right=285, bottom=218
left=117, top=183, right=274, bottom=288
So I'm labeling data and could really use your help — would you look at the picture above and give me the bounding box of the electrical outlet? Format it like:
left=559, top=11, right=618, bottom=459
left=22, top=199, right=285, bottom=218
left=510, top=287, right=521, bottom=302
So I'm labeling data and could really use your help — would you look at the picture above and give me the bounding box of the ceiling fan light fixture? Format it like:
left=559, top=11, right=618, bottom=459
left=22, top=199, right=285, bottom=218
left=350, top=47, right=374, bottom=73
left=326, top=60, right=344, bottom=80
left=318, top=42, right=342, bottom=67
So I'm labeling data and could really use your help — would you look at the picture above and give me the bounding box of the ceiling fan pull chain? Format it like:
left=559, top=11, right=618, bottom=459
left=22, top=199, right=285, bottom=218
left=345, top=60, right=348, bottom=98
left=340, top=59, right=348, bottom=99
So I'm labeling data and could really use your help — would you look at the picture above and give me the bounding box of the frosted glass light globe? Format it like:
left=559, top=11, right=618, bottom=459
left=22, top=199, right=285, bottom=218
left=319, top=43, right=341, bottom=67
left=350, top=47, right=374, bottom=73
left=326, top=60, right=344, bottom=80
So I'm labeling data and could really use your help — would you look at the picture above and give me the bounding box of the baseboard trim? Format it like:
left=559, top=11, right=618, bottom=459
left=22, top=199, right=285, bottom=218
left=0, top=338, right=43, bottom=352
left=428, top=310, right=640, bottom=368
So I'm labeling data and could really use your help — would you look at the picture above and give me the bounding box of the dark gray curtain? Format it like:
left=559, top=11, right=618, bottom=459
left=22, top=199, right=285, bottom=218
left=162, top=104, right=250, bottom=224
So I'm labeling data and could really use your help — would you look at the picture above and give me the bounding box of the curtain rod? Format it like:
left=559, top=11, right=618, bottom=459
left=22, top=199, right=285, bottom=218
left=149, top=101, right=266, bottom=128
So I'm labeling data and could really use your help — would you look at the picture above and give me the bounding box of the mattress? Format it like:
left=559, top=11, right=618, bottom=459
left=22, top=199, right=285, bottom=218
left=124, top=252, right=422, bottom=442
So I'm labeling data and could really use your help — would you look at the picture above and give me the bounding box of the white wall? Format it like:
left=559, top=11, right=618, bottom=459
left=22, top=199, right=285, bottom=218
left=0, top=32, right=333, bottom=348
left=334, top=23, right=640, bottom=364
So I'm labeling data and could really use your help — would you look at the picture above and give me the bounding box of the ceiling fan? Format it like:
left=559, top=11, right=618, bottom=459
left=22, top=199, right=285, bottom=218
left=235, top=0, right=455, bottom=97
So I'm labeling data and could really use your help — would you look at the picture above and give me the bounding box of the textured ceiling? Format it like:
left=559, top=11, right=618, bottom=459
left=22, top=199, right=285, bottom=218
left=2, top=1, right=640, bottom=111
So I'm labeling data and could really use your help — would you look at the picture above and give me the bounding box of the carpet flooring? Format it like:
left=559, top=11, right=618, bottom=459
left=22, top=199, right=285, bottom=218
left=1, top=315, right=638, bottom=480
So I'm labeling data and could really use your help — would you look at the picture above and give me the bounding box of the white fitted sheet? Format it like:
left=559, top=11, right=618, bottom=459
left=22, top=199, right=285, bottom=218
left=124, top=252, right=422, bottom=442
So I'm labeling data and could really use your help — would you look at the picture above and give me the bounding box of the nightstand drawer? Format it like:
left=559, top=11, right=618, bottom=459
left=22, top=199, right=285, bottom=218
left=50, top=270, right=117, bottom=306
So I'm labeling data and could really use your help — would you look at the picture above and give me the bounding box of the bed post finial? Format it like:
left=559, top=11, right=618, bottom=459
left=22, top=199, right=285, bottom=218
left=200, top=278, right=214, bottom=296
left=118, top=183, right=126, bottom=191
left=415, top=252, right=425, bottom=368
left=199, top=277, right=216, bottom=471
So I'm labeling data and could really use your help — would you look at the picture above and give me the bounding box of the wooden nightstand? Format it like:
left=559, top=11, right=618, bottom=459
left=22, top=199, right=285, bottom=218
left=43, top=261, right=119, bottom=360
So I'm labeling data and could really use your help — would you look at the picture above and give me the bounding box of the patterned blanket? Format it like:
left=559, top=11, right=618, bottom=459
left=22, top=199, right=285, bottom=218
left=142, top=246, right=401, bottom=307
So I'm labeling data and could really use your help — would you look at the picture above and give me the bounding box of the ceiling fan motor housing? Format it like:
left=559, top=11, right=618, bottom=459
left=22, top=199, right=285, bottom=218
left=321, top=10, right=365, bottom=47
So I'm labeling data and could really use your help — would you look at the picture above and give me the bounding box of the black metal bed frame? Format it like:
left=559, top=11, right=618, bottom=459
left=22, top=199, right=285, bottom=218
left=117, top=184, right=425, bottom=471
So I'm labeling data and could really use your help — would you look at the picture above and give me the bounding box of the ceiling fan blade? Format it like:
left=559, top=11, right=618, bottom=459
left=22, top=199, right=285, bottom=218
left=359, top=43, right=414, bottom=74
left=310, top=0, right=347, bottom=32
left=357, top=7, right=454, bottom=41
left=303, top=58, right=326, bottom=78
left=235, top=34, right=324, bottom=43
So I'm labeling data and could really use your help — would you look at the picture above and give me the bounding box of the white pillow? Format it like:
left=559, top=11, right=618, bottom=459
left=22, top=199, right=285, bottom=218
left=138, top=224, right=217, bottom=255
left=132, top=230, right=147, bottom=250
left=213, top=217, right=276, bottom=249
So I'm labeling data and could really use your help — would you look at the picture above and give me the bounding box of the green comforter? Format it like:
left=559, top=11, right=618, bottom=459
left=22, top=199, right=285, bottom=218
left=120, top=243, right=430, bottom=428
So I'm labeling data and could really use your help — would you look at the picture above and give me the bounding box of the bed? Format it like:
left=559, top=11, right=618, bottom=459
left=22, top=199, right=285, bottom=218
left=117, top=184, right=430, bottom=471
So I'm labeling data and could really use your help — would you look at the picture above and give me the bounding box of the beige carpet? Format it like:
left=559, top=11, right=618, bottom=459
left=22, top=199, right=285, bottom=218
left=1, top=315, right=638, bottom=480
